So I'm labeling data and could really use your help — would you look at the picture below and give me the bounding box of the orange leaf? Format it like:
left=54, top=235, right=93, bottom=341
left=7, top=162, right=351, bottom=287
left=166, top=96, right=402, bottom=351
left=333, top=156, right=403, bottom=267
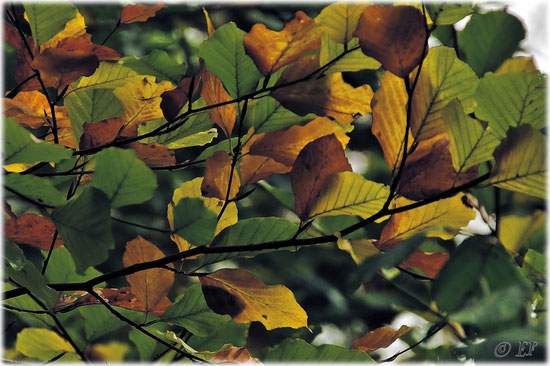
left=127, top=141, right=176, bottom=167
left=31, top=48, right=99, bottom=89
left=5, top=91, right=69, bottom=129
left=120, top=3, right=166, bottom=24
left=354, top=5, right=426, bottom=78
left=243, top=11, right=321, bottom=76
left=211, top=347, right=262, bottom=365
left=271, top=55, right=373, bottom=123
left=201, top=70, right=236, bottom=137
left=202, top=8, right=216, bottom=38
left=201, top=151, right=240, bottom=200
left=5, top=213, right=63, bottom=250
left=79, top=118, right=124, bottom=150
left=351, top=325, right=411, bottom=353
left=248, top=117, right=350, bottom=166
left=240, top=154, right=291, bottom=187
left=399, top=250, right=449, bottom=278
left=290, top=134, right=352, bottom=220
left=54, top=34, right=121, bottom=60
left=371, top=71, right=412, bottom=169
left=200, top=268, right=308, bottom=330
left=122, top=236, right=174, bottom=315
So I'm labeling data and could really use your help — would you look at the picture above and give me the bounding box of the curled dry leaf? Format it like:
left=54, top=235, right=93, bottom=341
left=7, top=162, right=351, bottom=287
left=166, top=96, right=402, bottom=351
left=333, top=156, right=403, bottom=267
left=201, top=150, right=241, bottom=200
left=4, top=213, right=63, bottom=250
left=399, top=250, right=449, bottom=278
left=354, top=5, right=426, bottom=78
left=120, top=3, right=166, bottom=24
left=244, top=11, right=321, bottom=76
left=351, top=325, right=411, bottom=353
left=211, top=347, right=262, bottom=365
left=200, top=268, right=308, bottom=330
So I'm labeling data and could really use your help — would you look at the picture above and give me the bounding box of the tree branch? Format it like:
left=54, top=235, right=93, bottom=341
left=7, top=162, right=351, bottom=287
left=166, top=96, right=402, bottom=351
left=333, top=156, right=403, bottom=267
left=378, top=323, right=446, bottom=363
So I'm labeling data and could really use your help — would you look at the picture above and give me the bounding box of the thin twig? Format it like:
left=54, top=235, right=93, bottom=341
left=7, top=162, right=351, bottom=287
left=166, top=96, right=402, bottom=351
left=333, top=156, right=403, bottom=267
left=396, top=266, right=433, bottom=281
left=101, top=19, right=121, bottom=45
left=41, top=231, right=59, bottom=275
left=378, top=323, right=446, bottom=363
left=112, top=216, right=171, bottom=233
left=6, top=73, right=38, bottom=99
left=2, top=304, right=50, bottom=315
left=4, top=186, right=55, bottom=209
left=45, top=352, right=67, bottom=364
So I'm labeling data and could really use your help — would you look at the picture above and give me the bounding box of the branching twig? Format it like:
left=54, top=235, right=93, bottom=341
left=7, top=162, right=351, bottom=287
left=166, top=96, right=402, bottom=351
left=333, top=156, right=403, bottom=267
left=378, top=323, right=446, bottom=363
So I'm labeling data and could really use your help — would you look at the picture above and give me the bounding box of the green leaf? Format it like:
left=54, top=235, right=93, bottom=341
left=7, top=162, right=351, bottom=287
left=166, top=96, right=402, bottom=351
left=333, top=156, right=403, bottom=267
left=195, top=138, right=238, bottom=161
left=459, top=11, right=525, bottom=76
left=64, top=88, right=122, bottom=143
left=172, top=197, right=218, bottom=246
left=4, top=118, right=72, bottom=165
left=4, top=240, right=26, bottom=271
left=42, top=246, right=102, bottom=284
left=68, top=61, right=141, bottom=95
left=198, top=217, right=299, bottom=267
left=320, top=36, right=380, bottom=74
left=411, top=47, right=479, bottom=141
left=6, top=260, right=57, bottom=309
left=92, top=147, right=157, bottom=208
left=499, top=210, right=545, bottom=255
left=50, top=187, right=114, bottom=273
left=244, top=96, right=317, bottom=134
left=79, top=306, right=145, bottom=341
left=187, top=320, right=248, bottom=352
left=4, top=173, right=65, bottom=207
left=3, top=283, right=54, bottom=326
left=199, top=22, right=262, bottom=98
left=474, top=71, right=546, bottom=138
left=522, top=249, right=546, bottom=280
left=15, top=328, right=78, bottom=361
left=429, top=3, right=474, bottom=25
left=315, top=2, right=368, bottom=44
left=129, top=323, right=168, bottom=361
left=23, top=2, right=77, bottom=46
left=160, top=284, right=230, bottom=336
left=264, top=338, right=374, bottom=362
left=490, top=125, right=546, bottom=199
left=442, top=99, right=500, bottom=173
left=308, top=172, right=389, bottom=220
left=256, top=181, right=295, bottom=211
left=121, top=50, right=187, bottom=84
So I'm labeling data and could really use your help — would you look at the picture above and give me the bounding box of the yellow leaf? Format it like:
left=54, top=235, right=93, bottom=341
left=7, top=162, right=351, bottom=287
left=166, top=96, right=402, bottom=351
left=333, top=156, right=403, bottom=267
left=337, top=238, right=379, bottom=264
left=4, top=91, right=71, bottom=129
left=378, top=194, right=475, bottom=249
left=351, top=325, right=411, bottom=353
left=271, top=55, right=373, bottom=124
left=201, top=150, right=240, bottom=200
left=244, top=11, right=321, bottom=76
left=3, top=163, right=34, bottom=173
left=499, top=210, right=545, bottom=255
left=123, top=236, right=174, bottom=315
left=202, top=8, right=216, bottom=38
left=316, top=1, right=370, bottom=44
left=15, top=328, right=76, bottom=361
left=496, top=56, right=538, bottom=74
left=40, top=11, right=87, bottom=50
left=88, top=341, right=131, bottom=362
left=200, top=268, right=308, bottom=330
left=201, top=70, right=236, bottom=137
left=167, top=178, right=238, bottom=251
left=113, top=76, right=176, bottom=128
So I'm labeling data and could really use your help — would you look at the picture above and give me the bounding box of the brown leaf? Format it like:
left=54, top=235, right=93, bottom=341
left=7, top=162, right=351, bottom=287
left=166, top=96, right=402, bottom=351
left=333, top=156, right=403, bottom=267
left=120, top=3, right=166, bottom=24
left=79, top=117, right=124, bottom=150
left=248, top=117, right=350, bottom=166
left=31, top=48, right=99, bottom=89
left=290, top=134, right=352, bottom=220
left=5, top=213, right=63, bottom=250
left=4, top=91, right=69, bottom=129
left=351, top=325, right=411, bottom=353
left=160, top=72, right=202, bottom=121
left=122, top=236, right=174, bottom=315
left=200, top=268, right=308, bottom=330
left=201, top=70, right=236, bottom=137
left=354, top=5, right=426, bottom=78
left=244, top=11, right=321, bottom=76
left=201, top=151, right=240, bottom=200
left=240, top=154, right=291, bottom=187
left=271, top=55, right=373, bottom=123
left=127, top=142, right=176, bottom=167
left=211, top=347, right=262, bottom=365
left=55, top=34, right=121, bottom=60
left=399, top=250, right=449, bottom=278
left=398, top=134, right=479, bottom=201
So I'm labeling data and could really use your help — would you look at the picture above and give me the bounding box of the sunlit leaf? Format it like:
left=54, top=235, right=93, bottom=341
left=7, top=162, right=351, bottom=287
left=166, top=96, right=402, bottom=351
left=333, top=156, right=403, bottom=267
left=52, top=33, right=121, bottom=60
left=291, top=134, right=352, bottom=220
left=320, top=35, right=380, bottom=74
left=201, top=151, right=240, bottom=200
left=172, top=197, right=218, bottom=246
left=495, top=57, right=538, bottom=74
left=93, top=147, right=158, bottom=208
left=5, top=90, right=71, bottom=129
left=23, top=2, right=77, bottom=46
left=336, top=238, right=379, bottom=264
left=474, top=71, right=546, bottom=139
left=316, top=1, right=369, bottom=44
left=42, top=246, right=102, bottom=284
left=4, top=173, right=65, bottom=207
left=354, top=4, right=426, bottom=78
left=244, top=11, right=321, bottom=76
left=69, top=61, right=141, bottom=95
left=201, top=70, right=236, bottom=137
left=120, top=3, right=166, bottom=24
left=15, top=328, right=76, bottom=361
left=211, top=347, right=262, bottom=364
left=351, top=325, right=411, bottom=353
left=499, top=211, right=545, bottom=255
left=265, top=338, right=374, bottom=362
left=490, top=125, right=546, bottom=198
left=429, top=3, right=474, bottom=25
left=240, top=154, right=290, bottom=187
left=88, top=341, right=131, bottom=362
left=123, top=236, right=174, bottom=315
left=5, top=212, right=63, bottom=250
left=128, top=141, right=176, bottom=167
left=399, top=250, right=449, bottom=278
left=200, top=268, right=307, bottom=330
left=40, top=11, right=86, bottom=49
left=122, top=50, right=186, bottom=83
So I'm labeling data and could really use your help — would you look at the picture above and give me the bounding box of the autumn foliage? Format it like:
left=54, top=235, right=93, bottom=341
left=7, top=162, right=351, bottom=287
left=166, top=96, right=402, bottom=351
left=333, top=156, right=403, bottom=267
left=3, top=1, right=546, bottom=363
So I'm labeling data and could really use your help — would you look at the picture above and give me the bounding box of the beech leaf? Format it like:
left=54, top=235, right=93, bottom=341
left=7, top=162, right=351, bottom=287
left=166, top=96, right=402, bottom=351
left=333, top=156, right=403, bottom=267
left=201, top=150, right=240, bottom=200
left=265, top=338, right=374, bottom=362
left=399, top=250, right=449, bottom=278
left=120, top=3, right=166, bottom=24
left=240, top=154, right=290, bottom=187
left=5, top=213, right=63, bottom=250
left=122, top=50, right=186, bottom=84
left=351, top=325, right=411, bottom=353
left=16, top=328, right=76, bottom=361
left=499, top=211, right=545, bottom=255
left=23, top=2, right=77, bottom=46
left=201, top=70, right=236, bottom=137
left=211, top=347, right=262, bottom=365
left=316, top=2, right=369, bottom=44
left=5, top=90, right=71, bottom=129
left=172, top=197, right=218, bottom=246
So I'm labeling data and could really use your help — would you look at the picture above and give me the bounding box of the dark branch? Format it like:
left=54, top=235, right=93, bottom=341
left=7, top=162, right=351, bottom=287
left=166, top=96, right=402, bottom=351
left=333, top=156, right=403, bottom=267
left=378, top=323, right=446, bottom=363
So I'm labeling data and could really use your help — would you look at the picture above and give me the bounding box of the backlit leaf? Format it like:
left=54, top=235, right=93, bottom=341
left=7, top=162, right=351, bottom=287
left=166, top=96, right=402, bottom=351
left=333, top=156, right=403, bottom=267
left=23, top=2, right=77, bottom=46
left=4, top=173, right=65, bottom=207
left=399, top=250, right=449, bottom=278
left=378, top=194, right=475, bottom=249
left=122, top=50, right=186, bottom=83
left=88, top=341, right=131, bottom=362
left=458, top=11, right=525, bottom=76
left=200, top=268, right=308, bottom=330
left=240, top=154, right=290, bottom=187
left=495, top=57, right=538, bottom=74
left=201, top=70, right=236, bottom=137
left=499, top=211, right=545, bottom=255
left=410, top=47, right=479, bottom=141
left=50, top=187, right=114, bottom=273
left=120, top=3, right=166, bottom=24
left=430, top=3, right=474, bottom=25
left=265, top=338, right=373, bottom=362
left=474, top=71, right=546, bottom=139
left=15, top=328, right=76, bottom=361
left=128, top=141, right=176, bottom=167
left=161, top=284, right=230, bottom=337
left=316, top=1, right=369, bottom=44
left=123, top=236, right=174, bottom=315
left=336, top=238, right=379, bottom=264
left=40, top=11, right=86, bottom=49
left=78, top=117, right=124, bottom=150
left=308, top=172, right=389, bottom=220
left=291, top=134, right=352, bottom=220
left=201, top=151, right=240, bottom=200
left=320, top=35, right=380, bottom=74
left=5, top=90, right=70, bottom=129
left=211, top=347, right=261, bottom=364
left=93, top=147, right=158, bottom=208
left=244, top=11, right=321, bottom=76
left=354, top=4, right=426, bottom=78
left=490, top=125, right=546, bottom=199
left=199, top=22, right=262, bottom=98
left=51, top=33, right=121, bottom=60
left=69, top=62, right=141, bottom=95
left=172, top=197, right=218, bottom=246
left=5, top=213, right=63, bottom=250
left=351, top=325, right=411, bottom=353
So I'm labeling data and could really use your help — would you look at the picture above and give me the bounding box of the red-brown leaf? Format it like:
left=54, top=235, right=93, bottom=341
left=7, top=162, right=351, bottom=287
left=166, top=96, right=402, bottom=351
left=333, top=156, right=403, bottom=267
left=5, top=213, right=63, bottom=250
left=120, top=3, right=166, bottom=24
left=351, top=325, right=411, bottom=353
left=399, top=250, right=449, bottom=278
left=31, top=48, right=99, bottom=88
left=201, top=150, right=240, bottom=200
